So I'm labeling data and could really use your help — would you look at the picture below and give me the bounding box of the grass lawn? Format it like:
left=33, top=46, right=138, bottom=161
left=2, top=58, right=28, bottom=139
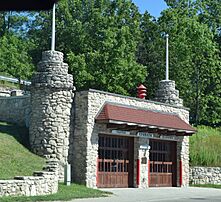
left=191, top=184, right=221, bottom=189
left=0, top=183, right=111, bottom=202
left=0, top=81, right=19, bottom=89
left=0, top=122, right=111, bottom=201
left=0, top=122, right=45, bottom=179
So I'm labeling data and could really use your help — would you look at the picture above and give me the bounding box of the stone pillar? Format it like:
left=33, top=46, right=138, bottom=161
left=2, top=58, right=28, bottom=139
left=154, top=80, right=183, bottom=106
left=138, top=138, right=149, bottom=188
left=181, top=136, right=190, bottom=187
left=29, top=50, right=74, bottom=181
left=154, top=80, right=189, bottom=187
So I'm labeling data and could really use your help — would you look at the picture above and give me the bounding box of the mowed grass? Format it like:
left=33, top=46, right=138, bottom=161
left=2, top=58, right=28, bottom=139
left=0, top=122, right=110, bottom=201
left=0, top=72, right=19, bottom=89
left=0, top=122, right=45, bottom=179
left=1, top=183, right=111, bottom=202
left=0, top=80, right=19, bottom=89
left=191, top=184, right=221, bottom=189
left=190, top=126, right=221, bottom=167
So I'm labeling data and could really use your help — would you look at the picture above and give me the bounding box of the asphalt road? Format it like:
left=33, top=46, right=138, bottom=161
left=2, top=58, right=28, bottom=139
left=67, top=187, right=221, bottom=202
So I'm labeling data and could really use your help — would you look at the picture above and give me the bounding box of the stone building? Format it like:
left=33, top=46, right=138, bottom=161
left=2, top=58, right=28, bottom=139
left=28, top=50, right=196, bottom=189
left=1, top=50, right=196, bottom=190
left=69, top=87, right=195, bottom=188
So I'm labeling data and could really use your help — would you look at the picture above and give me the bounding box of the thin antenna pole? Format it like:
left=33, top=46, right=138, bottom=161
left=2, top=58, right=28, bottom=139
left=51, top=4, right=56, bottom=51
left=165, top=34, right=169, bottom=80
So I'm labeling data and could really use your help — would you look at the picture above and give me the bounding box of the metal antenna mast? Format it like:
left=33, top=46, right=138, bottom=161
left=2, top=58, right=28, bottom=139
left=51, top=4, right=56, bottom=51
left=165, top=34, right=169, bottom=80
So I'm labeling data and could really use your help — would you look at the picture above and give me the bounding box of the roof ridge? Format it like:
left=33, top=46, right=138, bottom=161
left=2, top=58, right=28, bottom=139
left=105, top=101, right=179, bottom=117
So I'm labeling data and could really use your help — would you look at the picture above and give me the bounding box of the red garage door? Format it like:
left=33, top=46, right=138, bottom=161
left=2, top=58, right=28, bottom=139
left=97, top=135, right=134, bottom=188
left=149, top=139, right=177, bottom=187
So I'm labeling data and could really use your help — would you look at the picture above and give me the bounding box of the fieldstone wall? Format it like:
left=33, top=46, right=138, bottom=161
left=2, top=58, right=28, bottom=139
left=190, top=167, right=221, bottom=185
left=29, top=50, right=74, bottom=181
left=0, top=160, right=58, bottom=197
left=71, top=89, right=190, bottom=188
left=0, top=95, right=30, bottom=127
left=180, top=136, right=190, bottom=187
left=154, top=80, right=183, bottom=107
left=69, top=92, right=88, bottom=185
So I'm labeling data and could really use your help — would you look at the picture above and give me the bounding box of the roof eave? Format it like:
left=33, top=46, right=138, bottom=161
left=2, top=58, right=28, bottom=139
left=96, top=119, right=196, bottom=136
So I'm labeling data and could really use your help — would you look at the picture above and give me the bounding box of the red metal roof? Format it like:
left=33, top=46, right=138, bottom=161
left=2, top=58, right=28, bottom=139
left=96, top=103, right=196, bottom=133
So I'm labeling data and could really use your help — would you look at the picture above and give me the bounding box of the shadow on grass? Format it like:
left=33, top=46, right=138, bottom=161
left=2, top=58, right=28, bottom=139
left=0, top=122, right=30, bottom=148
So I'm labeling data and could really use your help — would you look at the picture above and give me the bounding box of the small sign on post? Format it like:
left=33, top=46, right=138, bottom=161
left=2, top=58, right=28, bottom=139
left=64, top=164, right=71, bottom=186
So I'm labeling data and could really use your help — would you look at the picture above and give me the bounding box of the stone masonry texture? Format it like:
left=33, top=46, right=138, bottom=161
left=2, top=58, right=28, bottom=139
left=0, top=160, right=59, bottom=197
left=0, top=95, right=30, bottom=127
left=71, top=89, right=190, bottom=188
left=155, top=80, right=183, bottom=106
left=190, top=167, right=221, bottom=185
left=29, top=50, right=74, bottom=181
left=0, top=73, right=191, bottom=190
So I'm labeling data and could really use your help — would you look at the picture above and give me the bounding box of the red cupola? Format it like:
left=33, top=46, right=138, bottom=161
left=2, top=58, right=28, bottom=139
left=137, top=84, right=147, bottom=99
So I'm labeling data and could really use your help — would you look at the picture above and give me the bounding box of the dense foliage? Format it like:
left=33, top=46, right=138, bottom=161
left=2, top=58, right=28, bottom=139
left=138, top=0, right=221, bottom=126
left=0, top=0, right=220, bottom=126
left=28, top=0, right=147, bottom=95
left=0, top=12, right=34, bottom=80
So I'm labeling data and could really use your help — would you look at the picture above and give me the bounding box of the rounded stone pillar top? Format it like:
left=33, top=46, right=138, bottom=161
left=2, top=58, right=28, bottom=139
left=31, top=50, right=74, bottom=89
left=42, top=51, right=64, bottom=62
left=159, top=80, right=175, bottom=89
left=154, top=79, right=183, bottom=107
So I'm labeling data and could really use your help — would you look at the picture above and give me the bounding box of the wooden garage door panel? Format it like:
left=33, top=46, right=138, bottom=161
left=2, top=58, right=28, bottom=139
left=97, top=135, right=133, bottom=188
left=150, top=173, right=172, bottom=187
left=149, top=140, right=177, bottom=187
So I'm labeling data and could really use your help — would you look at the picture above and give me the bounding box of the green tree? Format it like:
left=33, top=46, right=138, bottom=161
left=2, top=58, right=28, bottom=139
left=0, top=33, right=34, bottom=80
left=0, top=11, right=34, bottom=82
left=196, top=0, right=221, bottom=58
left=137, top=12, right=165, bottom=98
left=0, top=12, right=29, bottom=37
left=159, top=0, right=221, bottom=126
left=28, top=0, right=147, bottom=95
left=138, top=0, right=221, bottom=126
left=196, top=0, right=221, bottom=34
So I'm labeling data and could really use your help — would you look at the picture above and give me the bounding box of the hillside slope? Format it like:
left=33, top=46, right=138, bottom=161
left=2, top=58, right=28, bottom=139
left=0, top=122, right=45, bottom=179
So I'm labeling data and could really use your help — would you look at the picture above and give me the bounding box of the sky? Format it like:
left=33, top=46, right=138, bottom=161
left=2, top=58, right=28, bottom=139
left=132, top=0, right=168, bottom=18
